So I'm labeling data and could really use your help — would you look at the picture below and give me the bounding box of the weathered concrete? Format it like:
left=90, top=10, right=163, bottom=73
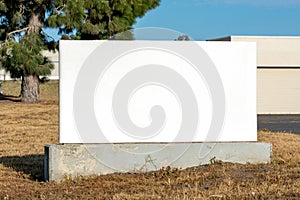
left=44, top=142, right=272, bottom=181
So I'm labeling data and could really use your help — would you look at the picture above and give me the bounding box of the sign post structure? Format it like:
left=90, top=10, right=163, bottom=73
left=45, top=31, right=271, bottom=181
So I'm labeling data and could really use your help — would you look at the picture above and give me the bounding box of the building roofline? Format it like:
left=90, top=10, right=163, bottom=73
left=206, top=36, right=231, bottom=41
left=208, top=35, right=300, bottom=41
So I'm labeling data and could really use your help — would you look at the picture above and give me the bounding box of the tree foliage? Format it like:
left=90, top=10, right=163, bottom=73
left=47, top=0, right=160, bottom=40
left=1, top=0, right=55, bottom=78
left=176, top=35, right=191, bottom=41
left=0, top=0, right=160, bottom=101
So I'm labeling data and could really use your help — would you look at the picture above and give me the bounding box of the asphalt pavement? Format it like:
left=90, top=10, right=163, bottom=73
left=258, top=114, right=300, bottom=134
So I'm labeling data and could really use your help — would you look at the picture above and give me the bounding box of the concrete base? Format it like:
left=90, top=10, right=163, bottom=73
left=44, top=142, right=272, bottom=181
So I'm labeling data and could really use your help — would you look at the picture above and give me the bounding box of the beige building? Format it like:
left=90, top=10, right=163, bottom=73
left=0, top=50, right=59, bottom=80
left=209, top=36, right=300, bottom=114
left=42, top=50, right=59, bottom=80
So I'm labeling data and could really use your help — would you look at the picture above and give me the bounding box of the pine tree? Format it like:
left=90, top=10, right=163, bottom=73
left=0, top=0, right=160, bottom=102
left=176, top=35, right=191, bottom=41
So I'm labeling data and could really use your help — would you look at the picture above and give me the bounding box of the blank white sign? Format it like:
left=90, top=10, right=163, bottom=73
left=60, top=40, right=256, bottom=143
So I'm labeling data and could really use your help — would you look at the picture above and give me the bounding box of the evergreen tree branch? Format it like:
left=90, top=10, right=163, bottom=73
left=55, top=4, right=65, bottom=13
left=6, top=26, right=31, bottom=40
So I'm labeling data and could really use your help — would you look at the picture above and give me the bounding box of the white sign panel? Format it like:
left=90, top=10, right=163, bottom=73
left=60, top=40, right=256, bottom=143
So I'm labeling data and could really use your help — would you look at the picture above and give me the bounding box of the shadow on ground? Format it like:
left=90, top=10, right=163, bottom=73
left=0, top=94, right=21, bottom=102
left=0, top=154, right=44, bottom=181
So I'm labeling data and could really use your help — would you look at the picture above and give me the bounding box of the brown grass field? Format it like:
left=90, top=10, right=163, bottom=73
left=0, top=80, right=299, bottom=199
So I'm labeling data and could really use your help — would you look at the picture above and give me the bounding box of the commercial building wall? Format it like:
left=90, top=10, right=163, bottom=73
left=209, top=36, right=300, bottom=114
left=257, top=68, right=300, bottom=114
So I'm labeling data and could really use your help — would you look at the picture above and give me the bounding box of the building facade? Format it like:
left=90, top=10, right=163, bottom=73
left=209, top=36, right=300, bottom=114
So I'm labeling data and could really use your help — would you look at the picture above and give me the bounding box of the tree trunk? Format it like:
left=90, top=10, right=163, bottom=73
left=20, top=13, right=43, bottom=103
left=21, top=75, right=40, bottom=103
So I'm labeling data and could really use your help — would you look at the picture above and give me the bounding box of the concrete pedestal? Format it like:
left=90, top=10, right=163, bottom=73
left=44, top=142, right=272, bottom=181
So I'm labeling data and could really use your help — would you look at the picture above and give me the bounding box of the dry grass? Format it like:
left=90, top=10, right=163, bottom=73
left=0, top=80, right=58, bottom=102
left=0, top=81, right=299, bottom=199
